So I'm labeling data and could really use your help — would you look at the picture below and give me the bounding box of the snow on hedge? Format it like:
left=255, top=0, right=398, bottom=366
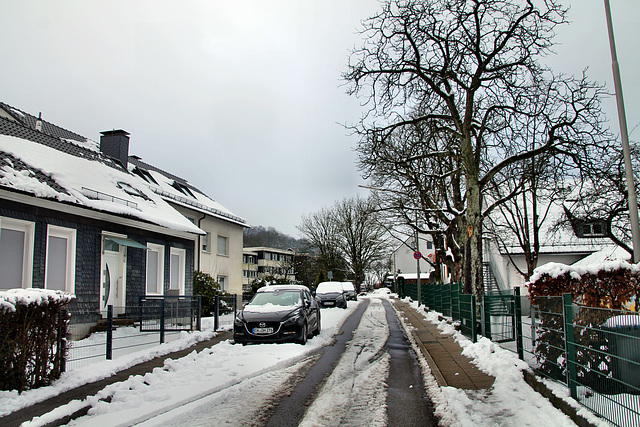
left=527, top=259, right=640, bottom=286
left=0, top=288, right=75, bottom=312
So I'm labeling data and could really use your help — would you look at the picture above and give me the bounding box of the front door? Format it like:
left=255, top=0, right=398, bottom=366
left=101, top=237, right=126, bottom=314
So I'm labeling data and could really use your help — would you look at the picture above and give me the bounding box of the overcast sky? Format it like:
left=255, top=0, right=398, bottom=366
left=1, top=0, right=638, bottom=238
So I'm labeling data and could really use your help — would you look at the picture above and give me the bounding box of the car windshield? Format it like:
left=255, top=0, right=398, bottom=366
left=249, top=290, right=301, bottom=307
left=317, top=283, right=343, bottom=293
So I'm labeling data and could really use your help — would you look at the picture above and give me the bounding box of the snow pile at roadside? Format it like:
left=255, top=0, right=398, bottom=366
left=401, top=299, right=611, bottom=427
left=7, top=304, right=359, bottom=426
left=0, top=323, right=218, bottom=416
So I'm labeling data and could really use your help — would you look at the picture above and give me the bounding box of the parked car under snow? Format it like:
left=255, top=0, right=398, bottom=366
left=233, top=285, right=321, bottom=345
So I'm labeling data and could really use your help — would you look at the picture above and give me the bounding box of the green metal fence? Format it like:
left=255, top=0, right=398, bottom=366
left=412, top=285, right=640, bottom=426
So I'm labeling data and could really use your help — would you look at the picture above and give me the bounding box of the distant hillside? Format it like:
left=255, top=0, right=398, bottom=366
left=243, top=226, right=306, bottom=250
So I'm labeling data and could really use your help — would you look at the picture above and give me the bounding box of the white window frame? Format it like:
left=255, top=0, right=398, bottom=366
left=44, top=225, right=76, bottom=293
left=202, top=232, right=211, bottom=253
left=0, top=217, right=35, bottom=289
left=217, top=275, right=227, bottom=292
left=169, top=247, right=186, bottom=294
left=146, top=243, right=165, bottom=295
left=217, top=235, right=228, bottom=256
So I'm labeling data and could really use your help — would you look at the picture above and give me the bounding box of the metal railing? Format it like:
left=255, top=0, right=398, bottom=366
left=66, top=296, right=202, bottom=370
left=401, top=284, right=640, bottom=426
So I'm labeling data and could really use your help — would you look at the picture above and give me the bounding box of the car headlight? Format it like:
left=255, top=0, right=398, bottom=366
left=234, top=313, right=245, bottom=326
left=283, top=312, right=302, bottom=325
left=337, top=295, right=344, bottom=300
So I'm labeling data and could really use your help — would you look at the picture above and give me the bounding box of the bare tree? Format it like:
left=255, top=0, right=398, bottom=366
left=346, top=0, right=613, bottom=296
left=297, top=208, right=347, bottom=280
left=334, top=196, right=393, bottom=292
left=298, top=197, right=392, bottom=291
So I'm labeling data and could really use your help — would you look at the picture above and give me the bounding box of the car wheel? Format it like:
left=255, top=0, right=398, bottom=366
left=298, top=322, right=308, bottom=345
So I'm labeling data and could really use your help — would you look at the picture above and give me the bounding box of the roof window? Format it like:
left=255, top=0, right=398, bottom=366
left=132, top=166, right=158, bottom=184
left=171, top=181, right=196, bottom=198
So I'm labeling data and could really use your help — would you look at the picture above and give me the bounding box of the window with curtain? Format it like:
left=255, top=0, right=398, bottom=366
left=169, top=247, right=185, bottom=293
left=217, top=235, right=228, bottom=256
left=202, top=232, right=211, bottom=253
left=146, top=243, right=164, bottom=295
left=45, top=226, right=76, bottom=293
left=0, top=217, right=34, bottom=289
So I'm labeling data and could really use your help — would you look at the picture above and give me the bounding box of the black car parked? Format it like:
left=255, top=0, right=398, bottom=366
left=233, top=285, right=321, bottom=345
left=315, top=281, right=348, bottom=309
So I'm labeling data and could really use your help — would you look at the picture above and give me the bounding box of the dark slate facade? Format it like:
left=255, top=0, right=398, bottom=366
left=1, top=192, right=195, bottom=313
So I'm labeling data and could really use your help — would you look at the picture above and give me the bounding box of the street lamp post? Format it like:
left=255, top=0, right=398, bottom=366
left=604, top=0, right=640, bottom=263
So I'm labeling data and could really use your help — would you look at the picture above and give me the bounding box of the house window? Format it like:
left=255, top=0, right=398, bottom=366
left=0, top=217, right=34, bottom=289
left=146, top=243, right=164, bottom=295
left=169, top=247, right=186, bottom=293
left=44, top=225, right=76, bottom=293
left=580, top=222, right=606, bottom=238
left=217, top=235, right=228, bottom=256
left=202, top=232, right=211, bottom=253
left=217, top=275, right=227, bottom=292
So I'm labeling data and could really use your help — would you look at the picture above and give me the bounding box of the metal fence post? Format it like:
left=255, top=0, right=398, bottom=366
left=139, top=296, right=144, bottom=332
left=563, top=293, right=578, bottom=399
left=214, top=295, right=220, bottom=331
left=233, top=294, right=238, bottom=319
left=160, top=298, right=165, bottom=344
left=106, top=305, right=113, bottom=360
left=58, top=309, right=67, bottom=374
left=196, top=295, right=202, bottom=331
left=515, top=287, right=524, bottom=360
left=483, top=296, right=492, bottom=340
left=471, top=294, right=477, bottom=343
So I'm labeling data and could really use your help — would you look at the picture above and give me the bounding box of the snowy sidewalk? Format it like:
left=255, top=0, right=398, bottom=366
left=392, top=300, right=495, bottom=390
left=0, top=331, right=233, bottom=426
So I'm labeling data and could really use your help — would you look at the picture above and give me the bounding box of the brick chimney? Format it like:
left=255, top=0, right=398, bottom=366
left=100, top=130, right=130, bottom=167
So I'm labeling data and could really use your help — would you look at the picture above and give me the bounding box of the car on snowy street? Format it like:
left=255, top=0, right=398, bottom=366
left=233, top=284, right=321, bottom=345
left=341, top=281, right=357, bottom=301
left=315, top=281, right=348, bottom=309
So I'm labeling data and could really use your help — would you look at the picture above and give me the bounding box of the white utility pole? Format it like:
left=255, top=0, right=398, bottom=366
left=604, top=0, right=640, bottom=262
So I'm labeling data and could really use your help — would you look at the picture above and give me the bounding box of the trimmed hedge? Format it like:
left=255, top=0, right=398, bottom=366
left=0, top=289, right=74, bottom=393
left=527, top=262, right=639, bottom=385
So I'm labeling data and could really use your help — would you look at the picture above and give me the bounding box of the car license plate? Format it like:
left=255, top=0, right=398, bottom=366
left=325, top=301, right=334, bottom=306
left=253, top=327, right=273, bottom=334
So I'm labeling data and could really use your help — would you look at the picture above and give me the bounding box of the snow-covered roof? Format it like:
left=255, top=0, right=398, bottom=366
left=572, top=245, right=630, bottom=267
left=127, top=157, right=247, bottom=227
left=0, top=103, right=206, bottom=235
left=0, top=134, right=203, bottom=234
left=486, top=185, right=611, bottom=256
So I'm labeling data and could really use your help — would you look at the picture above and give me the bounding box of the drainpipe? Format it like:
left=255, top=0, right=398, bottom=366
left=196, top=213, right=206, bottom=272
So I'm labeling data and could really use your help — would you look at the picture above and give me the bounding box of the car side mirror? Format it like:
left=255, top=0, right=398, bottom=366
left=305, top=300, right=312, bottom=308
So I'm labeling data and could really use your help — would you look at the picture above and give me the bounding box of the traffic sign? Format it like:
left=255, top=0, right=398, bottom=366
left=413, top=251, right=422, bottom=260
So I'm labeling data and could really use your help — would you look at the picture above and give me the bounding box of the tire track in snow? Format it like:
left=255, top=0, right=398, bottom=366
left=299, top=298, right=390, bottom=427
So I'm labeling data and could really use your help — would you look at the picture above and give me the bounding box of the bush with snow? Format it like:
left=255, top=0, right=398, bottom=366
left=0, top=289, right=74, bottom=393
left=526, top=261, right=640, bottom=390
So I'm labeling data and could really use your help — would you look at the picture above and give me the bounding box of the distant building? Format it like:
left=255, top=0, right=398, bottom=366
left=242, top=249, right=258, bottom=292
left=389, top=233, right=437, bottom=286
left=244, top=247, right=296, bottom=283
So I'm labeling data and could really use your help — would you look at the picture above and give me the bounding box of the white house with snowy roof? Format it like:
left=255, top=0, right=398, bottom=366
left=483, top=185, right=614, bottom=293
left=0, top=102, right=246, bottom=333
